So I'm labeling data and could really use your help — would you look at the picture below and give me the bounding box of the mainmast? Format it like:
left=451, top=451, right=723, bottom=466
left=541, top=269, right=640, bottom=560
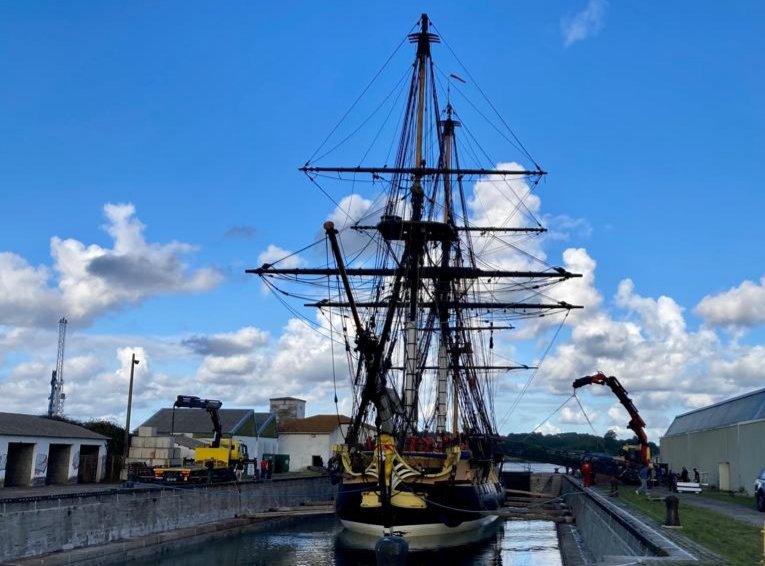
left=402, top=13, right=435, bottom=436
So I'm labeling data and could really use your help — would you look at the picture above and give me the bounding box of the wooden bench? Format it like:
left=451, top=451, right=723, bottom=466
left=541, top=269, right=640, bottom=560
left=676, top=481, right=702, bottom=494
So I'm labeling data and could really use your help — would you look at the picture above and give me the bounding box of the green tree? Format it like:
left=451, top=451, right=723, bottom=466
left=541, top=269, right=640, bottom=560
left=82, top=419, right=126, bottom=457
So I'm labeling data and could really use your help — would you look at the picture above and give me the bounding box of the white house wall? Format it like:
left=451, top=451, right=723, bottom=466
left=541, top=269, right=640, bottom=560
left=257, top=437, right=279, bottom=458
left=0, top=435, right=107, bottom=487
left=279, top=425, right=350, bottom=471
left=279, top=434, right=331, bottom=470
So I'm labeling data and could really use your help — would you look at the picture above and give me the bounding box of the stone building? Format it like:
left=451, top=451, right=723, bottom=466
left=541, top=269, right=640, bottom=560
left=269, top=397, right=306, bottom=420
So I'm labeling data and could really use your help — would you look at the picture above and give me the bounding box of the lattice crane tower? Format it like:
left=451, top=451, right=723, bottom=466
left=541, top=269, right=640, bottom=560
left=47, top=317, right=68, bottom=417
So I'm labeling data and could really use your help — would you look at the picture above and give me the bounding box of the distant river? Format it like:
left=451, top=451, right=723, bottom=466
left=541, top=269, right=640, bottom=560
left=132, top=514, right=562, bottom=565
left=503, top=461, right=562, bottom=473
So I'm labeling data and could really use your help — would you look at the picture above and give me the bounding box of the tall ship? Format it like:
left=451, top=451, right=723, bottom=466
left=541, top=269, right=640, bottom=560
left=250, top=14, right=581, bottom=540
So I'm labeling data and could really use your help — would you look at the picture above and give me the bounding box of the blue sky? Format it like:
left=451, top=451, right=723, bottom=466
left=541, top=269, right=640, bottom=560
left=1, top=2, right=764, bottom=441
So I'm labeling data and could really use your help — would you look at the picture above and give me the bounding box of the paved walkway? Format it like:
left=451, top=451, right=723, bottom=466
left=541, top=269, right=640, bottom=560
left=0, top=471, right=325, bottom=502
left=667, top=488, right=763, bottom=527
left=0, top=482, right=123, bottom=501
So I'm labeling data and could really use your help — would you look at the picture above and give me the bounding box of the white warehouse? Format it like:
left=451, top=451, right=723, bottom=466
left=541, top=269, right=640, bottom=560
left=0, top=413, right=108, bottom=487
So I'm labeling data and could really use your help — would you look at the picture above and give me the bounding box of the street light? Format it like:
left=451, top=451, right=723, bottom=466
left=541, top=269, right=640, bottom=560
left=123, top=353, right=140, bottom=461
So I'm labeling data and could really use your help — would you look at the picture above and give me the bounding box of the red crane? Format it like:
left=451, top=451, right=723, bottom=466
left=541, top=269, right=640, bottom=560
left=572, top=372, right=650, bottom=466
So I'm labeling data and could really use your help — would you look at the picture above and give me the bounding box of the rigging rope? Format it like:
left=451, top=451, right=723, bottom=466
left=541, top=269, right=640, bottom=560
left=528, top=394, right=576, bottom=438
left=306, top=23, right=416, bottom=164
left=430, top=21, right=541, bottom=170
left=573, top=392, right=600, bottom=438
left=498, top=311, right=570, bottom=431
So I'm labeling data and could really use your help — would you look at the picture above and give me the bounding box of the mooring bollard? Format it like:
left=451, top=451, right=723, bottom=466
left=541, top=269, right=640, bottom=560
left=664, top=495, right=680, bottom=527
left=375, top=535, right=409, bottom=565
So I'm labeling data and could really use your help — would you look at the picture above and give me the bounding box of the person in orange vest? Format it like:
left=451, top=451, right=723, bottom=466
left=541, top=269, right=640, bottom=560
left=581, top=459, right=592, bottom=488
left=260, top=457, right=268, bottom=480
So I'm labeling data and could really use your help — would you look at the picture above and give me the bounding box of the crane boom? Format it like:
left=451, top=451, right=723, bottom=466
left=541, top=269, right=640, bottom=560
left=47, top=317, right=68, bottom=417
left=171, top=395, right=224, bottom=448
left=572, top=372, right=649, bottom=465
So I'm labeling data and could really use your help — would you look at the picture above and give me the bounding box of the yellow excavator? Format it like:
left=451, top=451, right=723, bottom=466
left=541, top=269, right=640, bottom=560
left=153, top=395, right=249, bottom=484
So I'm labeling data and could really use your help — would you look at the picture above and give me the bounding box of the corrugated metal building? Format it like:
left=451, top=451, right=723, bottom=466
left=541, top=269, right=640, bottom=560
left=660, top=387, right=765, bottom=494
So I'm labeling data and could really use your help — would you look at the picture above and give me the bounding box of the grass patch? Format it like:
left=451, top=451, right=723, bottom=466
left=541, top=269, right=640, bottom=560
left=696, top=489, right=757, bottom=510
left=618, top=490, right=761, bottom=565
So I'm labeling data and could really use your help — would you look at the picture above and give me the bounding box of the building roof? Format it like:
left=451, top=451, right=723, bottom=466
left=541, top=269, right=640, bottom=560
left=664, top=387, right=765, bottom=437
left=0, top=413, right=108, bottom=441
left=270, top=396, right=306, bottom=402
left=254, top=412, right=276, bottom=433
left=278, top=414, right=351, bottom=434
left=140, top=408, right=253, bottom=435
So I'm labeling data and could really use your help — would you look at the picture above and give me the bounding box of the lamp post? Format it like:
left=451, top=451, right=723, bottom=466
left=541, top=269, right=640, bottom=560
left=123, top=353, right=140, bottom=461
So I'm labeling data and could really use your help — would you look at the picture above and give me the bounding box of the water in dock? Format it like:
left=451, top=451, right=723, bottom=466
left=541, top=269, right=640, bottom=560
left=132, top=515, right=562, bottom=565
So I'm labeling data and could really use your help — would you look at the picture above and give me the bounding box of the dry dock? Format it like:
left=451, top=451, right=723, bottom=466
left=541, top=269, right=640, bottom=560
left=0, top=475, right=335, bottom=564
left=1, top=471, right=716, bottom=565
left=502, top=471, right=703, bottom=564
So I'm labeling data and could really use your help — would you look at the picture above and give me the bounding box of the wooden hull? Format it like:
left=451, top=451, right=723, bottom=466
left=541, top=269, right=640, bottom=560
left=336, top=477, right=503, bottom=538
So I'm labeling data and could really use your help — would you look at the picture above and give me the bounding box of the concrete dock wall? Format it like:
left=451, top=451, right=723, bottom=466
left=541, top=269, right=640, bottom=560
left=561, top=477, right=693, bottom=562
left=0, top=476, right=335, bottom=562
left=560, top=477, right=665, bottom=560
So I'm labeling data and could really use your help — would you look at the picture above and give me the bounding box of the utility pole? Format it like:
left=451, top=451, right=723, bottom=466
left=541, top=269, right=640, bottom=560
left=123, top=353, right=140, bottom=461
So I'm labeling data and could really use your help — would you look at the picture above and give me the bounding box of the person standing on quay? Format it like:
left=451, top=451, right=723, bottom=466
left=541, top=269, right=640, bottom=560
left=636, top=464, right=650, bottom=496
left=260, top=457, right=268, bottom=480
left=581, top=459, right=592, bottom=488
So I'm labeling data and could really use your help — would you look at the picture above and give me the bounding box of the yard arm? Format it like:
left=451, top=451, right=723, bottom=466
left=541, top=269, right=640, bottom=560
left=572, top=372, right=649, bottom=465
left=173, top=395, right=224, bottom=448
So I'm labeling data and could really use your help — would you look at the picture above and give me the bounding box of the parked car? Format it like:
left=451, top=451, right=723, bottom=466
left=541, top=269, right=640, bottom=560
left=755, top=468, right=765, bottom=511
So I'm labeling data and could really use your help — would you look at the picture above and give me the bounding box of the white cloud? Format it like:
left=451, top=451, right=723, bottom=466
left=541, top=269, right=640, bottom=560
left=257, top=244, right=305, bottom=270
left=684, top=393, right=717, bottom=409
left=5, top=164, right=765, bottom=444
left=326, top=194, right=374, bottom=232
left=0, top=203, right=222, bottom=328
left=326, top=194, right=375, bottom=260
left=183, top=327, right=269, bottom=356
left=708, top=346, right=765, bottom=388
left=187, top=315, right=350, bottom=409
left=468, top=163, right=546, bottom=271
left=695, top=277, right=765, bottom=328
left=535, top=422, right=561, bottom=435
left=607, top=404, right=624, bottom=423
left=561, top=0, right=608, bottom=47
left=560, top=404, right=597, bottom=424
left=0, top=253, right=62, bottom=326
